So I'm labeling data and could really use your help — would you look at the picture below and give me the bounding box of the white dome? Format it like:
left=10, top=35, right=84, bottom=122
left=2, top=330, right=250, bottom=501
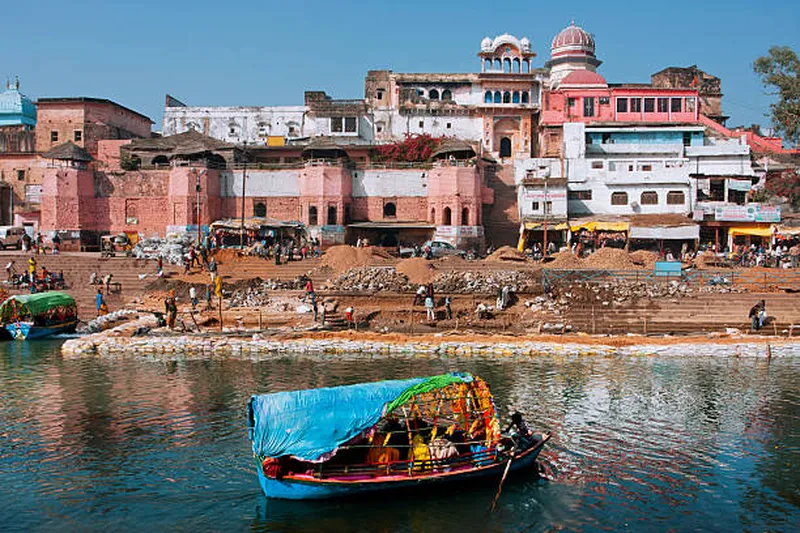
left=481, top=37, right=493, bottom=52
left=520, top=37, right=531, bottom=52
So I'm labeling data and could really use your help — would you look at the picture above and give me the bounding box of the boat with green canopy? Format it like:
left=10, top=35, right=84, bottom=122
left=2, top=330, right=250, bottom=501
left=0, top=292, right=78, bottom=340
left=247, top=372, right=550, bottom=500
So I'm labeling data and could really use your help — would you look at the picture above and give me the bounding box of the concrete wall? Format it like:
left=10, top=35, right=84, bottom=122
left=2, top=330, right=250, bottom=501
left=352, top=169, right=427, bottom=197
left=163, top=105, right=312, bottom=144
left=220, top=169, right=300, bottom=197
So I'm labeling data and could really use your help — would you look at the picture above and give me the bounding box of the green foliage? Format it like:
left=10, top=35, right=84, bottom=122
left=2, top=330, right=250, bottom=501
left=754, top=46, right=800, bottom=145
left=119, top=153, right=141, bottom=171
left=765, top=170, right=800, bottom=210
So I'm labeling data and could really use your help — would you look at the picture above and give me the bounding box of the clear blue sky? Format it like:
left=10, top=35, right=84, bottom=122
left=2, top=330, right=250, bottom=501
left=4, top=0, right=798, bottom=132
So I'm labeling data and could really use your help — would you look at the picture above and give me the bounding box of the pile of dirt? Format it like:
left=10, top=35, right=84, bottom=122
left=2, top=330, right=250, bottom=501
left=629, top=250, right=659, bottom=269
left=582, top=248, right=638, bottom=270
left=693, top=251, right=718, bottom=269
left=547, top=251, right=585, bottom=269
left=319, top=246, right=391, bottom=274
left=212, top=248, right=244, bottom=264
left=396, top=258, right=437, bottom=284
left=486, top=246, right=527, bottom=262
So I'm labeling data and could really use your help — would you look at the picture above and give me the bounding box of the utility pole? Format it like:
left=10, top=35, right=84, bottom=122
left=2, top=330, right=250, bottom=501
left=240, top=141, right=247, bottom=248
left=543, top=176, right=549, bottom=258
left=195, top=169, right=201, bottom=245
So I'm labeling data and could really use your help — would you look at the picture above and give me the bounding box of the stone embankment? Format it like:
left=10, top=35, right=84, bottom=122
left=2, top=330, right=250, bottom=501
left=62, top=329, right=799, bottom=359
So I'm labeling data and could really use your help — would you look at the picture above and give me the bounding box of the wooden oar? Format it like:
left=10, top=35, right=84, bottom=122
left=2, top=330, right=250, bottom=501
left=490, top=445, right=517, bottom=512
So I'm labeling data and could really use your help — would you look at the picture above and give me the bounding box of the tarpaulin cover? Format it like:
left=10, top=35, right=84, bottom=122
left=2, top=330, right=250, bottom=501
left=570, top=221, right=629, bottom=232
left=0, top=292, right=76, bottom=321
left=248, top=373, right=474, bottom=462
left=728, top=225, right=773, bottom=237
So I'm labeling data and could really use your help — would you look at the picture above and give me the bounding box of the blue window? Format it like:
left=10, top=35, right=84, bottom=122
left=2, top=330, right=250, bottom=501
left=485, top=91, right=493, bottom=103
left=512, top=91, right=520, bottom=104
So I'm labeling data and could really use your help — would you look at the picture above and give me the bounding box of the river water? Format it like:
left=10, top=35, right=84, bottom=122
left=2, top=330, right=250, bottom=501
left=1, top=341, right=798, bottom=532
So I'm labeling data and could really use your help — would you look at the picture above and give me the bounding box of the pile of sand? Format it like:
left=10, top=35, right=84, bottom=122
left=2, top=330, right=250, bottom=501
left=548, top=250, right=585, bottom=269
left=582, top=247, right=638, bottom=270
left=319, top=246, right=391, bottom=274
left=486, top=246, right=527, bottom=262
left=396, top=258, right=437, bottom=284
left=629, top=250, right=659, bottom=269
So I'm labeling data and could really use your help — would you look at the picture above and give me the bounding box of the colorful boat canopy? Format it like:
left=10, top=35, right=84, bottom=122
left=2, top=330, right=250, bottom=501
left=0, top=292, right=76, bottom=321
left=248, top=373, right=474, bottom=462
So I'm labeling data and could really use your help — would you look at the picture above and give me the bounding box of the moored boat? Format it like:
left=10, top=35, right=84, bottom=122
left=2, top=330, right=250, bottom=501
left=248, top=373, right=550, bottom=500
left=0, top=292, right=79, bottom=340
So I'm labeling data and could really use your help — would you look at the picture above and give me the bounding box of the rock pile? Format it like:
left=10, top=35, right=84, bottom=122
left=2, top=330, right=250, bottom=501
left=132, top=234, right=194, bottom=264
left=78, top=309, right=140, bottom=334
left=433, top=270, right=538, bottom=294
left=229, top=278, right=307, bottom=307
left=327, top=267, right=412, bottom=292
left=550, top=279, right=744, bottom=307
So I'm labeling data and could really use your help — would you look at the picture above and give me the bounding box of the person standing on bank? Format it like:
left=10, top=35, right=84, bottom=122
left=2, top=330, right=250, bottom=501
left=96, top=289, right=105, bottom=317
left=189, top=286, right=198, bottom=310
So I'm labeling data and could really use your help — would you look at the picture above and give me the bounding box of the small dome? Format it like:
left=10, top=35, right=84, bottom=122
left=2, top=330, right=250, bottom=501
left=520, top=37, right=531, bottom=52
left=551, top=22, right=595, bottom=55
left=560, top=70, right=607, bottom=87
left=0, top=81, right=36, bottom=127
left=481, top=37, right=493, bottom=52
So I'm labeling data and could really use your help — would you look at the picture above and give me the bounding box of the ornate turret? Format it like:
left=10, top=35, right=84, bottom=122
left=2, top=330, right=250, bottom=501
left=0, top=77, right=36, bottom=128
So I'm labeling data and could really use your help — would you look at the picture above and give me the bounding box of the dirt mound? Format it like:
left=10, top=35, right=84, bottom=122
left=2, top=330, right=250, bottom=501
left=582, top=247, right=638, bottom=270
left=547, top=251, right=585, bottom=269
left=629, top=250, right=659, bottom=269
left=486, top=246, right=527, bottom=262
left=396, top=258, right=437, bottom=284
left=319, top=245, right=391, bottom=274
left=211, top=248, right=243, bottom=264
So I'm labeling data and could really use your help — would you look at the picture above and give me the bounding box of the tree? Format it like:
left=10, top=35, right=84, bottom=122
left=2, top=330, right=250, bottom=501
left=754, top=46, right=800, bottom=145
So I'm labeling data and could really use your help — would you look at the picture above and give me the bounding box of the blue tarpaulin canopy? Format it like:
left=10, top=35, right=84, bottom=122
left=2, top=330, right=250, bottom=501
left=248, top=373, right=473, bottom=462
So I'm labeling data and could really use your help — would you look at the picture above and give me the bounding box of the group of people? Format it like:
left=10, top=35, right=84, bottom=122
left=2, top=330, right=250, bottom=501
left=413, top=283, right=453, bottom=322
left=20, top=232, right=61, bottom=255
left=5, top=258, right=65, bottom=293
left=748, top=299, right=768, bottom=332
left=729, top=243, right=800, bottom=269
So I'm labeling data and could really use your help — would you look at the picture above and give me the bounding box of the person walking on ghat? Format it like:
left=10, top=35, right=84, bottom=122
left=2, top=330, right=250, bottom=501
left=28, top=256, right=36, bottom=284
left=189, top=286, right=198, bottom=310
left=164, top=290, right=178, bottom=329
left=96, top=289, right=105, bottom=317
left=208, top=257, right=218, bottom=283
left=425, top=294, right=435, bottom=322
left=445, top=296, right=452, bottom=320
left=5, top=260, right=15, bottom=283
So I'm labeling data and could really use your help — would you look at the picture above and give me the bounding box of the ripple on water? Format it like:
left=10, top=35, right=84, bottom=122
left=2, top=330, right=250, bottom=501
left=0, top=345, right=798, bottom=532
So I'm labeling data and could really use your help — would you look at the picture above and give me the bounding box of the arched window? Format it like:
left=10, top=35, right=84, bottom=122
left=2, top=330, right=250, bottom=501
left=611, top=192, right=629, bottom=206
left=522, top=60, right=529, bottom=73
left=254, top=202, right=267, bottom=217
left=441, top=89, right=452, bottom=101
left=493, top=91, right=501, bottom=104
left=461, top=207, right=469, bottom=225
left=485, top=91, right=493, bottom=103
left=430, top=207, right=436, bottom=224
left=443, top=207, right=452, bottom=226
left=494, top=58, right=502, bottom=71
left=512, top=58, right=520, bottom=73
left=151, top=155, right=169, bottom=167
left=503, top=58, right=511, bottom=73
left=429, top=89, right=439, bottom=100
left=327, top=205, right=337, bottom=225
left=640, top=191, right=658, bottom=205
left=503, top=91, right=511, bottom=104
left=667, top=191, right=685, bottom=205
left=499, top=137, right=512, bottom=158
left=383, top=201, right=396, bottom=218
left=484, top=58, right=492, bottom=71
left=308, top=205, right=318, bottom=226
left=521, top=92, right=529, bottom=104
left=512, top=91, right=520, bottom=104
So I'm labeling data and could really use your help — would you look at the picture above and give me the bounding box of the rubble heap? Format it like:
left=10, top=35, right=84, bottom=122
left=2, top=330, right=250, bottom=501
left=78, top=309, right=140, bottom=334
left=229, top=277, right=307, bottom=307
left=132, top=234, right=194, bottom=264
left=549, top=278, right=745, bottom=307
left=327, top=267, right=412, bottom=292
left=433, top=270, right=539, bottom=294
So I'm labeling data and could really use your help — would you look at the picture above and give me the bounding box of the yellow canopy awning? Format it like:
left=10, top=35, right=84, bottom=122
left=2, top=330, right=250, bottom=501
left=570, top=221, right=629, bottom=232
left=522, top=222, right=570, bottom=231
left=728, top=225, right=773, bottom=237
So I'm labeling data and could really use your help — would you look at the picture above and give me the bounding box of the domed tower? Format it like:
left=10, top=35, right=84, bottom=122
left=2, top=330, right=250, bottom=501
left=0, top=77, right=36, bottom=128
left=545, top=22, right=602, bottom=87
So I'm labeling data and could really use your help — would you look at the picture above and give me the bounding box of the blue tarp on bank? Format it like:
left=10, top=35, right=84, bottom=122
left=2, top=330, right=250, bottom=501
left=248, top=373, right=472, bottom=462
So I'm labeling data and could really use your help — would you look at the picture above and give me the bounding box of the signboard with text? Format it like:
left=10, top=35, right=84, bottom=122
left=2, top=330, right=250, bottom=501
left=714, top=204, right=780, bottom=223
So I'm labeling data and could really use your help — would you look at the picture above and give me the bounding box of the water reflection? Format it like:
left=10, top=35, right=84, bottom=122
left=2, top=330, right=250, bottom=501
left=0, top=344, right=798, bottom=532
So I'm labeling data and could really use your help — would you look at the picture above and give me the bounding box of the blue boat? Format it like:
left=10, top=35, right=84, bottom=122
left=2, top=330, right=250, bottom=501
left=0, top=292, right=78, bottom=340
left=248, top=373, right=550, bottom=500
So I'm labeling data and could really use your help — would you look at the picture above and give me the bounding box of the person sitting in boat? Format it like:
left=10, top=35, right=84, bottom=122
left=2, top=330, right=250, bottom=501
left=504, top=412, right=537, bottom=447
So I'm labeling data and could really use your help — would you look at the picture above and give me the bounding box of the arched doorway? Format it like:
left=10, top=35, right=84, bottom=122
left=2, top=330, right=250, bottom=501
left=499, top=137, right=512, bottom=158
left=443, top=207, right=452, bottom=226
left=254, top=202, right=267, bottom=217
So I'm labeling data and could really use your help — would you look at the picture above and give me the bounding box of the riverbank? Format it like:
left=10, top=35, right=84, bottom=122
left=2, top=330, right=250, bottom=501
left=61, top=318, right=800, bottom=359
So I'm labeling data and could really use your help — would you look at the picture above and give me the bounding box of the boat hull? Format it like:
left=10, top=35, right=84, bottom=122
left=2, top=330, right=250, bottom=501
left=257, top=434, right=549, bottom=500
left=5, top=320, right=78, bottom=340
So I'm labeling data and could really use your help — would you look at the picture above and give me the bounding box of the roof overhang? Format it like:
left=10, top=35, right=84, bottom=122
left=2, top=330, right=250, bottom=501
left=348, top=222, right=435, bottom=229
